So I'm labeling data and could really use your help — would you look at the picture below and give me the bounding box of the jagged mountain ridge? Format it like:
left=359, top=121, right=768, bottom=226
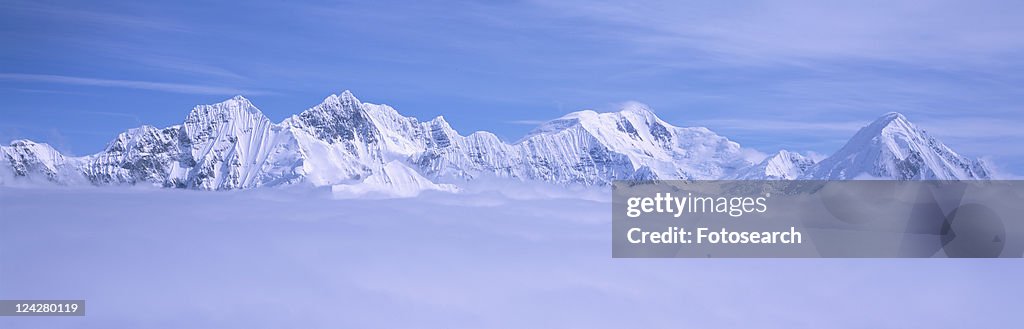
left=0, top=90, right=994, bottom=191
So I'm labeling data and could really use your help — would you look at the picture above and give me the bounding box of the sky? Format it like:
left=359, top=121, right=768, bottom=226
left=1, top=0, right=1022, bottom=174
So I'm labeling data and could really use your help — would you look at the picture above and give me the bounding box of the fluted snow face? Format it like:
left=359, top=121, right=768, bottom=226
left=179, top=96, right=298, bottom=189
left=805, top=113, right=990, bottom=180
left=82, top=96, right=303, bottom=189
left=360, top=102, right=430, bottom=156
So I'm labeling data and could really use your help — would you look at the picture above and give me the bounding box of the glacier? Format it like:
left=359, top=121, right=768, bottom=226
left=0, top=90, right=994, bottom=194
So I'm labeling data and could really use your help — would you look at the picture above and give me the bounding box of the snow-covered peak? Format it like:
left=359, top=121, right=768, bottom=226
left=616, top=101, right=661, bottom=123
left=102, top=125, right=160, bottom=153
left=181, top=96, right=271, bottom=149
left=311, top=90, right=360, bottom=113
left=183, top=96, right=272, bottom=144
left=9, top=139, right=46, bottom=148
left=188, top=95, right=263, bottom=118
left=229, top=94, right=252, bottom=104
left=339, top=89, right=357, bottom=101
left=299, top=90, right=365, bottom=119
left=618, top=101, right=654, bottom=114
left=851, top=111, right=915, bottom=142
left=732, top=150, right=815, bottom=180
left=1, top=139, right=82, bottom=184
left=805, top=112, right=990, bottom=180
left=764, top=150, right=812, bottom=176
left=5, top=140, right=65, bottom=163
left=426, top=116, right=459, bottom=137
left=835, top=112, right=927, bottom=159
left=527, top=103, right=668, bottom=139
left=285, top=90, right=381, bottom=146
left=875, top=111, right=909, bottom=125
left=512, top=102, right=752, bottom=181
left=428, top=115, right=450, bottom=126
left=318, top=90, right=361, bottom=111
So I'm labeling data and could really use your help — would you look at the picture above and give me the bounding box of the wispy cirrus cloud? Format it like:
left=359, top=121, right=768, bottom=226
left=102, top=52, right=248, bottom=81
left=1, top=0, right=188, bottom=32
left=0, top=73, right=269, bottom=96
left=529, top=0, right=1024, bottom=69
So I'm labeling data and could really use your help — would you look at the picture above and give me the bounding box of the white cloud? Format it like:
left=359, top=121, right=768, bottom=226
left=1, top=187, right=1019, bottom=327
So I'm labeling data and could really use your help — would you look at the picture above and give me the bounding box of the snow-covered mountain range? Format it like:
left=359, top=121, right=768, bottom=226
left=0, top=90, right=993, bottom=194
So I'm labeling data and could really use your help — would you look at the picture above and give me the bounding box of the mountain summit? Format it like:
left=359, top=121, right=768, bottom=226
left=0, top=91, right=995, bottom=193
left=804, top=112, right=990, bottom=180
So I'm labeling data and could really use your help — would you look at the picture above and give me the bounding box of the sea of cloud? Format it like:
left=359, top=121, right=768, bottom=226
left=0, top=186, right=1021, bottom=328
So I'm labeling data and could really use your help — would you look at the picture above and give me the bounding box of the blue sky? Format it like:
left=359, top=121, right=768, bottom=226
left=1, top=0, right=1022, bottom=174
